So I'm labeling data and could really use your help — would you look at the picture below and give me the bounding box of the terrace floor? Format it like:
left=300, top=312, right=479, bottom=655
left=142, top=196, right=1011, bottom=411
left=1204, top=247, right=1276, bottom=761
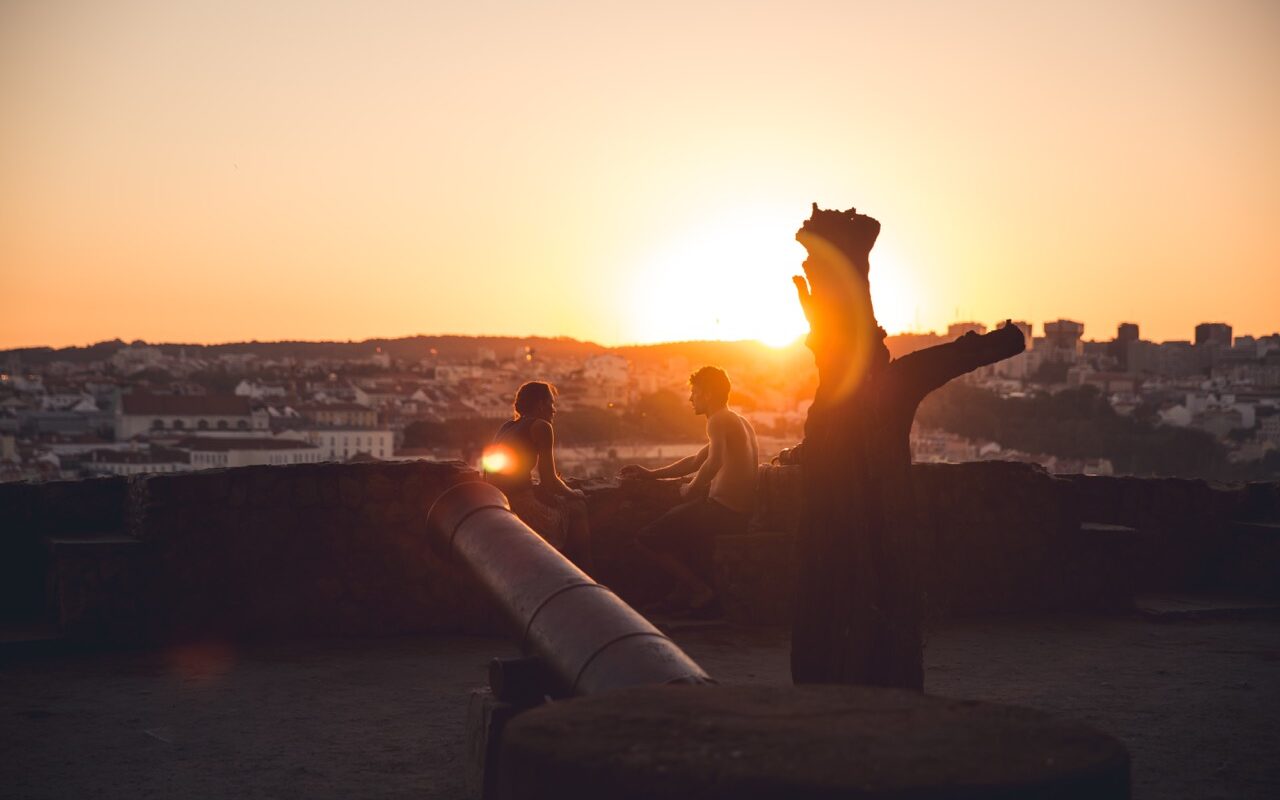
left=3, top=614, right=1278, bottom=799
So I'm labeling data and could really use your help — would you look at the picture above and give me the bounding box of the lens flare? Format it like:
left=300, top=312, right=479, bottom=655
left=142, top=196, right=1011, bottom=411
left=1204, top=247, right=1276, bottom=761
left=795, top=233, right=878, bottom=404
left=482, top=445, right=512, bottom=475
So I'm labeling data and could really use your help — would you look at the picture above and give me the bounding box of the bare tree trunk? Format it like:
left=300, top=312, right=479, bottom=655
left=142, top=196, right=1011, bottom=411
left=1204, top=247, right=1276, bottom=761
left=788, top=206, right=1025, bottom=689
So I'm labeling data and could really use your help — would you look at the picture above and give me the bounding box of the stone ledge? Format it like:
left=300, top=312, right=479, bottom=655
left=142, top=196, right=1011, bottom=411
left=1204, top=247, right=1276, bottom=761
left=498, top=685, right=1130, bottom=799
left=591, top=462, right=1280, bottom=623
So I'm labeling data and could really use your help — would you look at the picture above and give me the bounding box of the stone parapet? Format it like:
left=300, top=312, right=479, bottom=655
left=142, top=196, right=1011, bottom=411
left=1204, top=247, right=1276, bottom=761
left=586, top=462, right=1280, bottom=624
left=497, top=685, right=1130, bottom=799
left=1, top=461, right=498, bottom=643
left=0, top=477, right=130, bottom=623
left=127, top=460, right=489, bottom=640
left=1, top=460, right=1276, bottom=643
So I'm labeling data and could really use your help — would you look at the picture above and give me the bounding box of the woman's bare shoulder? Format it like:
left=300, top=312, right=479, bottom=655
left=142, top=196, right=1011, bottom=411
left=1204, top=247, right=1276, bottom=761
left=529, top=418, right=554, bottom=443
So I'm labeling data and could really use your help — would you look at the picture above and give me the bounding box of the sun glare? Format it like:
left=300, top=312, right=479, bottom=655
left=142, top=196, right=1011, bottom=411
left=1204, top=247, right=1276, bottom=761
left=626, top=209, right=810, bottom=346
left=481, top=446, right=511, bottom=475
left=866, top=243, right=918, bottom=335
left=626, top=208, right=920, bottom=345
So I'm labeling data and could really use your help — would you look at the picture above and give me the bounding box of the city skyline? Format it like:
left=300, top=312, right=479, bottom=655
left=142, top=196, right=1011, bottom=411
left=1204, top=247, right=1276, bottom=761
left=4, top=314, right=1277, bottom=355
left=3, top=1, right=1279, bottom=349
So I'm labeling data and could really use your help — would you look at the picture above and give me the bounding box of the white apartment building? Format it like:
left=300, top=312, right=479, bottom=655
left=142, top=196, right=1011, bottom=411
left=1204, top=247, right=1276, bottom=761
left=279, top=428, right=394, bottom=461
left=87, top=448, right=191, bottom=476
left=180, top=437, right=323, bottom=469
left=234, top=380, right=289, bottom=399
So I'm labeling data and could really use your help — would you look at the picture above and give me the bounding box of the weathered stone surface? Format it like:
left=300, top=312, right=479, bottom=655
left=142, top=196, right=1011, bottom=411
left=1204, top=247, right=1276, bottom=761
left=46, top=535, right=154, bottom=642
left=338, top=475, right=365, bottom=508
left=606, top=462, right=1280, bottom=623
left=714, top=532, right=794, bottom=626
left=3, top=460, right=1277, bottom=643
left=81, top=461, right=486, bottom=641
left=292, top=475, right=319, bottom=507
left=498, top=685, right=1130, bottom=799
left=365, top=472, right=398, bottom=502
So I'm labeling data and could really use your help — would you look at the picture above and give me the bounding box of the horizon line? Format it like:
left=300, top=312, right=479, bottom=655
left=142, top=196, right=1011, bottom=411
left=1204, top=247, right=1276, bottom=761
left=5, top=322, right=1280, bottom=356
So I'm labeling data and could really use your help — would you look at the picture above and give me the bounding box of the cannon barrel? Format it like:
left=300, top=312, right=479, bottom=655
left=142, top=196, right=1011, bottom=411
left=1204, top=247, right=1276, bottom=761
left=425, top=481, right=712, bottom=695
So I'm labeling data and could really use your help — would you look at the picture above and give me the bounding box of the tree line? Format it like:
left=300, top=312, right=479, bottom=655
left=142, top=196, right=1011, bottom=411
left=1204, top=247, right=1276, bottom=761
left=915, top=383, right=1280, bottom=481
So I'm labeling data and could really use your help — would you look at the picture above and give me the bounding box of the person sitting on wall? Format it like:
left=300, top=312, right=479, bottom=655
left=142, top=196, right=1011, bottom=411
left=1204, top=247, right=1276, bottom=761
left=484, top=381, right=593, bottom=571
left=619, top=366, right=759, bottom=616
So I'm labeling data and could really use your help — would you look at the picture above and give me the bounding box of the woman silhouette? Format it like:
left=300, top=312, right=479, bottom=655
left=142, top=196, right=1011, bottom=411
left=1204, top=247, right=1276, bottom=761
left=484, top=381, right=593, bottom=571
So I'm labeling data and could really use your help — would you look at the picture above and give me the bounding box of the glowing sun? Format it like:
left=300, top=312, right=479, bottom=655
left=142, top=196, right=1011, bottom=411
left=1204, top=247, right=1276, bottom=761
left=625, top=207, right=918, bottom=345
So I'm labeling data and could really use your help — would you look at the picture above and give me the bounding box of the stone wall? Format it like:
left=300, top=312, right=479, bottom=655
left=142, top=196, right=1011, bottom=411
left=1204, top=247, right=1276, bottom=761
left=128, top=461, right=493, bottom=640
left=2, top=460, right=1276, bottom=644
left=588, top=462, right=1280, bottom=625
left=1062, top=474, right=1280, bottom=597
left=1, top=461, right=497, bottom=643
left=0, top=476, right=129, bottom=623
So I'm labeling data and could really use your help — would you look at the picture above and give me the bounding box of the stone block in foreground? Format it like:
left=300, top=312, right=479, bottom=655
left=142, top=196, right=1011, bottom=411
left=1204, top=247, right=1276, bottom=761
left=498, top=685, right=1129, bottom=799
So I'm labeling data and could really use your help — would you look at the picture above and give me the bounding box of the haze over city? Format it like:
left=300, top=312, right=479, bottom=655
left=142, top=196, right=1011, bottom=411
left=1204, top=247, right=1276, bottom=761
left=3, top=0, right=1279, bottom=350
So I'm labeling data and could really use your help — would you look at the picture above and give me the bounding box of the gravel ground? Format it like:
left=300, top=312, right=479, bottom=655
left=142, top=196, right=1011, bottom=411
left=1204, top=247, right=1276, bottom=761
left=2, top=615, right=1277, bottom=799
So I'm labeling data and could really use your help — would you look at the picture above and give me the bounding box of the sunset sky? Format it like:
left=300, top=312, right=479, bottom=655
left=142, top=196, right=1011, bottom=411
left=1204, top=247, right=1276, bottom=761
left=2, top=0, right=1277, bottom=350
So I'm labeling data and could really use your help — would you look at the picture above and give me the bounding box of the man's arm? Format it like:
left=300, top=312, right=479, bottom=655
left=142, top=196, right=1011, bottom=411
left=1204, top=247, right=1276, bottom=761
left=619, top=445, right=708, bottom=480
left=891, top=321, right=1026, bottom=404
left=682, top=418, right=726, bottom=497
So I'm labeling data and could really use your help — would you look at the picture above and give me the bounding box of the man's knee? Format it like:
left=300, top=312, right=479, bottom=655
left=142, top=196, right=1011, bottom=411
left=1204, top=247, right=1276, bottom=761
left=564, top=497, right=588, bottom=520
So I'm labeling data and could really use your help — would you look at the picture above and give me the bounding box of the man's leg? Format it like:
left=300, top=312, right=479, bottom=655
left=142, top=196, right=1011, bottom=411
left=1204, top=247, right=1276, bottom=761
left=635, top=500, right=716, bottom=609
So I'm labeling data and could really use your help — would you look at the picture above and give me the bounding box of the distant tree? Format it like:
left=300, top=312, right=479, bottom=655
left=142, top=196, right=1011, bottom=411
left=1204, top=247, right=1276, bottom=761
left=627, top=390, right=707, bottom=441
left=129, top=368, right=174, bottom=386
left=555, top=408, right=623, bottom=444
left=1226, top=427, right=1254, bottom=443
left=1027, top=360, right=1069, bottom=385
left=916, top=382, right=1229, bottom=478
left=187, top=370, right=240, bottom=394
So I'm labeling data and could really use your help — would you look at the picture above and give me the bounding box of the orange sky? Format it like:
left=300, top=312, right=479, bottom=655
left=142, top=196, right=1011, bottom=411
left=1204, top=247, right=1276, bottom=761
left=2, top=0, right=1278, bottom=350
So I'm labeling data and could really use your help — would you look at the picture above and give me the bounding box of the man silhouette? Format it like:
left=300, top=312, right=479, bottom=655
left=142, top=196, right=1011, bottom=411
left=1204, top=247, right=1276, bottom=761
left=790, top=204, right=1025, bottom=689
left=619, top=366, right=759, bottom=616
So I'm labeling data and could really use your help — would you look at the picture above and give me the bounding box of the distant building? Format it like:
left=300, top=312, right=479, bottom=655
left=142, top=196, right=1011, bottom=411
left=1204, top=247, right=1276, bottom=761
left=947, top=322, right=987, bottom=339
left=1042, top=320, right=1085, bottom=362
left=234, top=380, right=289, bottom=400
left=110, top=345, right=165, bottom=373
left=1194, top=408, right=1245, bottom=439
left=1127, top=339, right=1201, bottom=378
left=579, top=355, right=630, bottom=407
left=296, top=403, right=378, bottom=428
left=179, top=437, right=323, bottom=469
left=1112, top=323, right=1140, bottom=371
left=278, top=428, right=394, bottom=461
left=434, top=365, right=484, bottom=383
left=116, top=393, right=267, bottom=440
left=1194, top=323, right=1233, bottom=348
left=1259, top=413, right=1280, bottom=445
left=1154, top=341, right=1199, bottom=378
left=16, top=409, right=112, bottom=437
left=87, top=447, right=190, bottom=476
